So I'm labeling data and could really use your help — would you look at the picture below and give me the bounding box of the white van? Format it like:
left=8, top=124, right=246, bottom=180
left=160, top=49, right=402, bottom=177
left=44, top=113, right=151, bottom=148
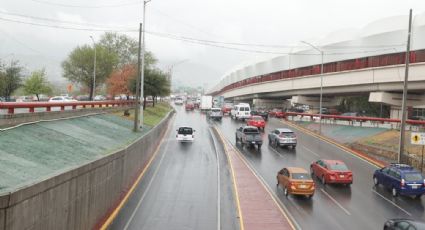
left=231, top=103, right=251, bottom=120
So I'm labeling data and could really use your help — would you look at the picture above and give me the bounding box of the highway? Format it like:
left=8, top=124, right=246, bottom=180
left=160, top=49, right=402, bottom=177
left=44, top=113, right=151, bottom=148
left=215, top=116, right=425, bottom=230
left=110, top=105, right=239, bottom=230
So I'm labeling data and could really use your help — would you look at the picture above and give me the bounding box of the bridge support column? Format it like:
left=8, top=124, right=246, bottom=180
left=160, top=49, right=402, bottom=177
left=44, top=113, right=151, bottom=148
left=369, top=92, right=425, bottom=119
left=252, top=99, right=290, bottom=109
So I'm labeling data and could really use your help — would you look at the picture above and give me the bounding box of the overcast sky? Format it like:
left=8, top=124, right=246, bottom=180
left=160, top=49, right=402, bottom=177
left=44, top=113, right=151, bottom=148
left=1, top=0, right=425, bottom=91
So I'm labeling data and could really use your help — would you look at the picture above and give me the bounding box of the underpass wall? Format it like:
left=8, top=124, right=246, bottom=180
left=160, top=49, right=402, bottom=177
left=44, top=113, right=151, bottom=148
left=0, top=111, right=174, bottom=230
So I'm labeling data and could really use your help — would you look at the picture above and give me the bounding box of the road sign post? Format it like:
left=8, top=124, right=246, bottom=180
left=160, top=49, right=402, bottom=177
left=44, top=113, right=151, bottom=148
left=411, top=132, right=425, bottom=172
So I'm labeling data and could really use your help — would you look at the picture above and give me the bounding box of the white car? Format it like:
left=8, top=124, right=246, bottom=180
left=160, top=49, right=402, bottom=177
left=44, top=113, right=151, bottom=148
left=94, top=95, right=106, bottom=101
left=176, top=127, right=195, bottom=142
left=48, top=96, right=77, bottom=102
left=175, top=98, right=184, bottom=105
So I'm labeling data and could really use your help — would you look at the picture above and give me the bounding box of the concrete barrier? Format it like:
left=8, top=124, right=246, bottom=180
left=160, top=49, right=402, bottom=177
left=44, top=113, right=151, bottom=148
left=0, top=110, right=174, bottom=230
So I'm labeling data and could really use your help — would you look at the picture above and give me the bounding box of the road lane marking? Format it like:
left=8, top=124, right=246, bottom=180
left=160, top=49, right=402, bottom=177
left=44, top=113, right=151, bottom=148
left=99, top=115, right=174, bottom=230
left=218, top=129, right=300, bottom=230
left=123, top=126, right=173, bottom=230
left=208, top=129, right=221, bottom=230
left=319, top=188, right=351, bottom=216
left=212, top=127, right=244, bottom=230
left=371, top=190, right=412, bottom=216
left=302, top=146, right=320, bottom=157
left=269, top=146, right=286, bottom=158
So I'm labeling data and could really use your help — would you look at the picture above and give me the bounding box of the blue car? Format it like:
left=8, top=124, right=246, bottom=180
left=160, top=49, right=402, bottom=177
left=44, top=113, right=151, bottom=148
left=373, top=163, right=425, bottom=198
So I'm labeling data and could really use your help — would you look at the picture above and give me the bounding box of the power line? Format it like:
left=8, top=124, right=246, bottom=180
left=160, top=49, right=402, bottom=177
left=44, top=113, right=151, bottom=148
left=30, top=0, right=141, bottom=8
left=0, top=11, right=135, bottom=29
left=0, top=16, right=136, bottom=32
left=0, top=16, right=405, bottom=56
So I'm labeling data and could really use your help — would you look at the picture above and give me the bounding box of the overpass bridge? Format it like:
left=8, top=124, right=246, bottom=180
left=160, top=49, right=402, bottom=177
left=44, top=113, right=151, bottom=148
left=208, top=12, right=425, bottom=119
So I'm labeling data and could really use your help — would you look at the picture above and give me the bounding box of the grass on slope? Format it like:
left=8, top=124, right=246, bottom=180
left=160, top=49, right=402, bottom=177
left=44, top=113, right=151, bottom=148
left=113, top=102, right=172, bottom=127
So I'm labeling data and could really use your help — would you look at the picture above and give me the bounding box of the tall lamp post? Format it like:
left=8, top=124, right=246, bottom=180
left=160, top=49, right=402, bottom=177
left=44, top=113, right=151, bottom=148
left=301, top=41, right=324, bottom=134
left=89, top=36, right=97, bottom=100
left=169, top=59, right=189, bottom=90
left=138, top=0, right=151, bottom=129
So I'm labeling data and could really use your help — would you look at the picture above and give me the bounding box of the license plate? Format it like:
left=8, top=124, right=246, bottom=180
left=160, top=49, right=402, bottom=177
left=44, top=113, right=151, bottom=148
left=412, top=185, right=419, bottom=189
left=299, top=184, right=307, bottom=188
left=339, top=175, right=345, bottom=178
left=252, top=141, right=255, bottom=144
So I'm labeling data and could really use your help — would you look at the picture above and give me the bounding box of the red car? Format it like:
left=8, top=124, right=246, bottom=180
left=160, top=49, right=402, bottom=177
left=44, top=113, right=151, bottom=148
left=246, top=116, right=266, bottom=130
left=310, top=160, right=353, bottom=185
left=185, top=103, right=195, bottom=111
left=269, top=108, right=285, bottom=118
left=222, top=104, right=233, bottom=115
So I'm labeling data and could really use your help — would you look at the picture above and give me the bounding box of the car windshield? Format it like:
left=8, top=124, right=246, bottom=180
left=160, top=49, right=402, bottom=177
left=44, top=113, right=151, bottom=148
left=281, top=132, right=295, bottom=137
left=178, top=128, right=193, bottom=135
left=244, top=128, right=259, bottom=133
left=404, top=173, right=423, bottom=181
left=212, top=109, right=221, bottom=112
left=292, top=173, right=311, bottom=180
left=329, top=163, right=348, bottom=171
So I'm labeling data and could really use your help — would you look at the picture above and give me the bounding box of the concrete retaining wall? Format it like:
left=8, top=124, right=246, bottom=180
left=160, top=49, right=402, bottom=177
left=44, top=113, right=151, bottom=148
left=0, top=106, right=134, bottom=128
left=0, top=111, right=174, bottom=230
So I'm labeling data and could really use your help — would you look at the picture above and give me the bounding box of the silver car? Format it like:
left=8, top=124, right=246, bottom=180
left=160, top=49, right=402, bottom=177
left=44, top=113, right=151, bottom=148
left=268, top=128, right=297, bottom=148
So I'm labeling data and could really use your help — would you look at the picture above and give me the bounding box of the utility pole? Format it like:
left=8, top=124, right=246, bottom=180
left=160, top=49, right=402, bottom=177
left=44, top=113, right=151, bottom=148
left=90, top=36, right=96, bottom=100
left=398, top=9, right=413, bottom=163
left=134, top=23, right=142, bottom=132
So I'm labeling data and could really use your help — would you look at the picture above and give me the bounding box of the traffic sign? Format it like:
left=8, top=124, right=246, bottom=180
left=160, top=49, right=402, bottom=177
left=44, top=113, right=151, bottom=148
left=411, top=132, right=425, bottom=145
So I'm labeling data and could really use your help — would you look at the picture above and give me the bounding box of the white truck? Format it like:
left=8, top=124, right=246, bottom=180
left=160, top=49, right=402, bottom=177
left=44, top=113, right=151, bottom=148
left=200, top=96, right=213, bottom=111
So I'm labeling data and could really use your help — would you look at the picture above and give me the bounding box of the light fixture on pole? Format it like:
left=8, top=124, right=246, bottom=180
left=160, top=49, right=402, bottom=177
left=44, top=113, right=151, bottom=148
left=301, top=40, right=324, bottom=134
left=89, top=36, right=96, bottom=101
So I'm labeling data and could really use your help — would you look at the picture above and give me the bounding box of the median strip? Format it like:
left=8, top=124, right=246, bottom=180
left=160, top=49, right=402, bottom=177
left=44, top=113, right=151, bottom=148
left=213, top=127, right=297, bottom=230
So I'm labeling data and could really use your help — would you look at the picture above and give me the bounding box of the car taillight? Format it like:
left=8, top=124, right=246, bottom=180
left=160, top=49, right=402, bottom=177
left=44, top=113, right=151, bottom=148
left=423, top=179, right=425, bottom=187
left=401, top=179, right=405, bottom=187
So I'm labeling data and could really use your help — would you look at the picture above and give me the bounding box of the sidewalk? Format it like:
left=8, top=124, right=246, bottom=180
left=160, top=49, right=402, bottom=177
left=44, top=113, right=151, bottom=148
left=215, top=128, right=295, bottom=230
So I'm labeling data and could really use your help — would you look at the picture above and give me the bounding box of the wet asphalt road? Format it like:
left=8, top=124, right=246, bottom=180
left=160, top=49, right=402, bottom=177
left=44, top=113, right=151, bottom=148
left=214, top=116, right=425, bottom=230
left=110, top=106, right=239, bottom=230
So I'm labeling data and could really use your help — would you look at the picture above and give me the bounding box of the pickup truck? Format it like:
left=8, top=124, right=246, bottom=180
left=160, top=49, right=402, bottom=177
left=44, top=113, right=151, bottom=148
left=235, top=126, right=263, bottom=148
left=208, top=108, right=223, bottom=121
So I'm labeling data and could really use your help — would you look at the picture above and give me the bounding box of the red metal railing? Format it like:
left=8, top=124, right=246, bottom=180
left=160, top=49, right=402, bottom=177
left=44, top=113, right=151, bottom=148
left=283, top=112, right=425, bottom=126
left=0, top=100, right=136, bottom=114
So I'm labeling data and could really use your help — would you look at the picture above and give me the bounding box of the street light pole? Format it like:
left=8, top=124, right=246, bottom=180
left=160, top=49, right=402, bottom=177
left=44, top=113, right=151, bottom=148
left=139, top=0, right=151, bottom=128
left=90, top=36, right=96, bottom=100
left=169, top=59, right=189, bottom=90
left=301, top=41, right=324, bottom=134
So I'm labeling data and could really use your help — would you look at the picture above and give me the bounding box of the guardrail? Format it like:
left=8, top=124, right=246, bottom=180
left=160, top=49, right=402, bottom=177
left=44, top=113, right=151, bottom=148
left=283, top=112, right=425, bottom=126
left=0, top=100, right=136, bottom=114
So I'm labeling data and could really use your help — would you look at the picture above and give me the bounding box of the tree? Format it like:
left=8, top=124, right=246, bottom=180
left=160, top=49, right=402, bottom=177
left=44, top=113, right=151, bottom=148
left=0, top=60, right=23, bottom=101
left=62, top=45, right=118, bottom=100
left=99, top=32, right=157, bottom=68
left=107, top=64, right=136, bottom=99
left=23, top=69, right=52, bottom=101
left=143, top=68, right=170, bottom=107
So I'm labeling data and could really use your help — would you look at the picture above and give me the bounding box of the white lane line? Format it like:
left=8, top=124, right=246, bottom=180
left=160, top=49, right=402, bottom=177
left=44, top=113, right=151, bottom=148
left=371, top=190, right=412, bottom=216
left=269, top=146, right=286, bottom=158
left=123, top=136, right=172, bottom=230
left=320, top=188, right=351, bottom=216
left=208, top=129, right=221, bottom=230
left=302, top=146, right=320, bottom=157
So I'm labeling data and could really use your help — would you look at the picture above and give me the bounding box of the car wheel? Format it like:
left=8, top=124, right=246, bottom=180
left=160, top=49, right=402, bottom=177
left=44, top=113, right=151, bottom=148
left=240, top=140, right=244, bottom=148
left=307, top=194, right=313, bottom=199
left=268, top=138, right=272, bottom=145
left=284, top=187, right=289, bottom=197
left=310, top=167, right=315, bottom=177
left=235, top=136, right=238, bottom=144
left=373, top=176, right=379, bottom=186
left=321, top=175, right=326, bottom=185
left=258, top=144, right=262, bottom=148
left=415, top=194, right=422, bottom=199
left=392, top=187, right=398, bottom=197
left=273, top=140, right=278, bottom=149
